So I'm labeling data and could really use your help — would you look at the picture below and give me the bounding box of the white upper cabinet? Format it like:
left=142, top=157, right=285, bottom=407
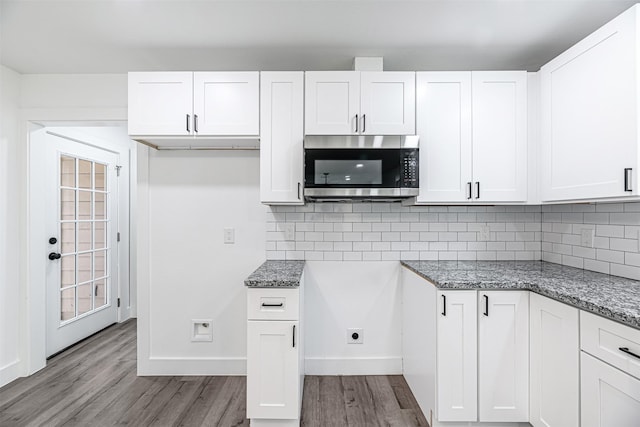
left=193, top=72, right=259, bottom=136
left=541, top=6, right=639, bottom=202
left=128, top=72, right=193, bottom=136
left=260, top=72, right=304, bottom=205
left=360, top=72, right=416, bottom=135
left=472, top=71, right=528, bottom=202
left=128, top=71, right=259, bottom=137
left=305, top=71, right=415, bottom=135
left=416, top=71, right=527, bottom=203
left=478, top=291, right=529, bottom=422
left=416, top=72, right=473, bottom=202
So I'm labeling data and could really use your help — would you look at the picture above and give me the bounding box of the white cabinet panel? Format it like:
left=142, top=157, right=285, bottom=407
left=247, top=320, right=300, bottom=419
left=128, top=72, right=193, bottom=136
left=581, top=351, right=640, bottom=427
left=260, top=72, right=304, bottom=205
left=193, top=72, right=259, bottom=136
left=360, top=72, right=415, bottom=135
left=529, top=293, right=580, bottom=427
left=416, top=72, right=472, bottom=203
left=305, top=71, right=360, bottom=135
left=437, top=290, right=477, bottom=422
left=478, top=291, right=529, bottom=422
left=472, top=71, right=528, bottom=202
left=541, top=6, right=638, bottom=201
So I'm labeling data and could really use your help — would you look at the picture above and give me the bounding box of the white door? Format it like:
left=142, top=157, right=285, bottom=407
left=360, top=72, right=415, bottom=135
left=45, top=132, right=119, bottom=357
left=193, top=72, right=259, bottom=136
left=581, top=351, right=640, bottom=427
left=478, top=291, right=529, bottom=422
left=437, top=290, right=477, bottom=422
left=416, top=72, right=473, bottom=203
left=540, top=7, right=637, bottom=201
left=529, top=293, right=580, bottom=427
left=305, top=71, right=360, bottom=135
left=247, top=320, right=299, bottom=419
left=472, top=71, right=527, bottom=202
left=127, top=72, right=193, bottom=136
left=260, top=72, right=304, bottom=205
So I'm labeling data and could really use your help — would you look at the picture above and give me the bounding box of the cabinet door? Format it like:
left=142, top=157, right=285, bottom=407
left=529, top=293, right=579, bottom=427
left=360, top=72, right=415, bottom=135
left=416, top=72, right=472, bottom=203
left=581, top=351, right=640, bottom=427
left=193, top=72, right=259, bottom=136
left=472, top=71, right=527, bottom=202
left=437, top=290, right=477, bottom=422
left=247, top=320, right=299, bottom=419
left=305, top=71, right=360, bottom=135
left=128, top=72, right=193, bottom=136
left=260, top=72, right=304, bottom=205
left=541, top=7, right=637, bottom=201
left=478, top=291, right=529, bottom=422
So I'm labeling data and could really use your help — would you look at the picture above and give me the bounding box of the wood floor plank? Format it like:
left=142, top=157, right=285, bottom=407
left=0, top=320, right=428, bottom=427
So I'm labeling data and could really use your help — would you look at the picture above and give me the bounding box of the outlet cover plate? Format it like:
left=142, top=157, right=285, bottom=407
left=347, top=328, right=364, bottom=344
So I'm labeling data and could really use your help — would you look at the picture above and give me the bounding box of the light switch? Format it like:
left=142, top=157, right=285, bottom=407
left=224, top=228, right=235, bottom=244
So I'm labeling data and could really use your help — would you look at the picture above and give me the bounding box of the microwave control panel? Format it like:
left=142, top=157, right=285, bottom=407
left=401, top=150, right=419, bottom=188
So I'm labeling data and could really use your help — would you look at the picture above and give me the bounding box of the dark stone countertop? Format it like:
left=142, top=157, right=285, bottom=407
left=402, top=260, right=640, bottom=330
left=244, top=260, right=305, bottom=288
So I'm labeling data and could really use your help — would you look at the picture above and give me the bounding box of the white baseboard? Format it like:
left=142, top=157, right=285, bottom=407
left=138, top=356, right=246, bottom=376
left=304, top=356, right=402, bottom=375
left=0, top=359, right=22, bottom=388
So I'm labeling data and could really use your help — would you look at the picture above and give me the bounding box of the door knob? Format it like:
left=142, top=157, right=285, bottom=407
left=48, top=252, right=61, bottom=260
left=49, top=237, right=57, bottom=244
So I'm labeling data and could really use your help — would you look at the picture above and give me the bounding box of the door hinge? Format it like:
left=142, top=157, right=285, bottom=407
left=117, top=298, right=121, bottom=307
left=116, top=165, right=122, bottom=177
left=117, top=232, right=121, bottom=242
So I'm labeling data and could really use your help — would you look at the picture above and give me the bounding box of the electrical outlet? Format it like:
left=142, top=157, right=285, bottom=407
left=347, top=328, right=364, bottom=344
left=223, top=228, right=235, bottom=244
left=479, top=225, right=491, bottom=241
left=284, top=223, right=295, bottom=241
left=581, top=228, right=594, bottom=248
left=191, top=319, right=213, bottom=342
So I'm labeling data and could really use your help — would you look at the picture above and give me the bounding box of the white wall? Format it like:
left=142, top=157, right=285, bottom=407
left=304, top=261, right=402, bottom=374
left=138, top=149, right=267, bottom=375
left=0, top=65, right=23, bottom=387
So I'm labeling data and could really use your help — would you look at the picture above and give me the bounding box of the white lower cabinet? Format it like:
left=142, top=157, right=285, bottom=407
left=581, top=352, right=640, bottom=427
left=246, top=287, right=304, bottom=426
left=529, top=293, right=580, bottom=427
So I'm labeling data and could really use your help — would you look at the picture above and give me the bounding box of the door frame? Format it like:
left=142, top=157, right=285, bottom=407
left=25, top=117, right=135, bottom=375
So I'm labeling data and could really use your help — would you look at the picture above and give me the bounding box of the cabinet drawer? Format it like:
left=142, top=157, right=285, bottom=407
left=581, top=311, right=640, bottom=379
left=247, top=288, right=299, bottom=321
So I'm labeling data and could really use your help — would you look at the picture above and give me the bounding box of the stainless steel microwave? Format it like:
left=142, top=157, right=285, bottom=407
left=303, top=135, right=419, bottom=200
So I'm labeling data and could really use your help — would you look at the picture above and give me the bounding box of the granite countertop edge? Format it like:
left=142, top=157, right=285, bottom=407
left=244, top=260, right=305, bottom=288
left=401, top=260, right=640, bottom=330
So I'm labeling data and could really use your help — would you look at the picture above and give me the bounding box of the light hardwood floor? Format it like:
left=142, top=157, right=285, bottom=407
left=0, top=320, right=429, bottom=427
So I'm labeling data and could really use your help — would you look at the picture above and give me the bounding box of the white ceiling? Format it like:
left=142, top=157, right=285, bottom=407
left=1, top=0, right=637, bottom=74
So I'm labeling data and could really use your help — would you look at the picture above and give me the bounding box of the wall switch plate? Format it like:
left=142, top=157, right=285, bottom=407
left=347, top=328, right=364, bottom=344
left=479, top=225, right=491, bottom=241
left=224, top=228, right=235, bottom=244
left=284, top=223, right=295, bottom=241
left=581, top=228, right=594, bottom=248
left=191, top=319, right=213, bottom=342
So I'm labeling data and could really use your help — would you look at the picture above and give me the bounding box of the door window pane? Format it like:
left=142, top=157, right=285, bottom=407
left=77, top=284, right=92, bottom=315
left=60, top=156, right=76, bottom=187
left=61, top=189, right=76, bottom=221
left=95, top=192, right=106, bottom=220
left=61, top=222, right=76, bottom=254
left=78, top=191, right=92, bottom=220
left=95, top=163, right=106, bottom=191
left=77, top=253, right=92, bottom=284
left=61, top=288, right=76, bottom=321
left=94, top=222, right=106, bottom=250
left=94, top=250, right=107, bottom=279
left=78, top=159, right=92, bottom=189
left=61, top=255, right=76, bottom=288
left=78, top=222, right=92, bottom=252
left=95, top=279, right=107, bottom=308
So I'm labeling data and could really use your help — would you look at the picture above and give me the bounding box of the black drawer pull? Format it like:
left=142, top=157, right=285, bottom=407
left=619, top=347, right=640, bottom=360
left=483, top=294, right=489, bottom=316
left=293, top=325, right=296, bottom=348
left=261, top=303, right=283, bottom=307
left=441, top=294, right=446, bottom=316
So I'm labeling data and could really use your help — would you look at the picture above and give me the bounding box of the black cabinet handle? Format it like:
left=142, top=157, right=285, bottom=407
left=619, top=347, right=640, bottom=360
left=475, top=182, right=480, bottom=199
left=298, top=182, right=301, bottom=200
left=483, top=294, right=489, bottom=316
left=625, top=168, right=633, bottom=192
left=293, top=325, right=296, bottom=348
left=194, top=114, right=199, bottom=133
left=441, top=294, right=446, bottom=316
left=261, top=303, right=283, bottom=307
left=467, top=182, right=472, bottom=200
left=362, top=114, right=366, bottom=133
left=186, top=114, right=190, bottom=132
left=355, top=114, right=358, bottom=133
